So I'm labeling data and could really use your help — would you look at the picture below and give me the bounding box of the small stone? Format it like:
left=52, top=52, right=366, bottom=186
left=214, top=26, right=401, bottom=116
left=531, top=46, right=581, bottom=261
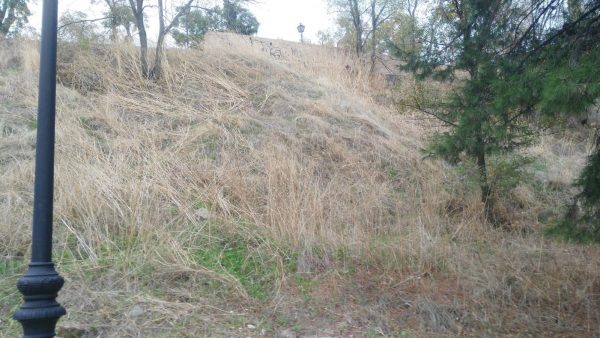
left=194, top=208, right=210, bottom=221
left=279, top=329, right=295, bottom=338
left=128, top=305, right=144, bottom=318
left=247, top=324, right=256, bottom=329
left=296, top=251, right=312, bottom=274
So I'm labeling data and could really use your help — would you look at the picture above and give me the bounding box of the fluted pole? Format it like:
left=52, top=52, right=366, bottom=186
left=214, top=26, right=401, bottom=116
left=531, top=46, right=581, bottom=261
left=13, top=0, right=67, bottom=337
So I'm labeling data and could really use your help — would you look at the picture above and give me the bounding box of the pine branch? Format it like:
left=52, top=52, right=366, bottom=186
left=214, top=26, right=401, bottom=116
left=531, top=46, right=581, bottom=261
left=519, top=2, right=600, bottom=67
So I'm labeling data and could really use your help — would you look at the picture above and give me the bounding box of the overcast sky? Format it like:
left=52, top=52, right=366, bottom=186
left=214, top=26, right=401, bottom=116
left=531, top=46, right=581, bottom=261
left=30, top=0, right=335, bottom=43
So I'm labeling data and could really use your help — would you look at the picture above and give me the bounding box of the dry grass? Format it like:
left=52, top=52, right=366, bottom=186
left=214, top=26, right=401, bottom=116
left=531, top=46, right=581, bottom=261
left=1, top=34, right=599, bottom=337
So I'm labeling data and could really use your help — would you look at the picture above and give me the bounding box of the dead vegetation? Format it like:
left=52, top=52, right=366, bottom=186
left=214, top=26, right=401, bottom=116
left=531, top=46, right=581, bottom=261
left=1, top=33, right=599, bottom=337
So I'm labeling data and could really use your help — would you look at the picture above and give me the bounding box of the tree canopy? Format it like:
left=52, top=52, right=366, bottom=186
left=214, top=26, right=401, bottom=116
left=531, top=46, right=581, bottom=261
left=0, top=0, right=31, bottom=37
left=387, top=0, right=600, bottom=226
left=172, top=0, right=259, bottom=47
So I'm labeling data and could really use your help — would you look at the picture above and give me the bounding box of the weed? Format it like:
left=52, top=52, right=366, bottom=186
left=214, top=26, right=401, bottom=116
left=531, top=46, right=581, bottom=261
left=294, top=274, right=313, bottom=302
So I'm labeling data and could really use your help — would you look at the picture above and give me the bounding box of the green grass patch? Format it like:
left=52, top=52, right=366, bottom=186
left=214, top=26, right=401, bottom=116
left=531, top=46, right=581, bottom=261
left=193, top=200, right=211, bottom=210
left=383, top=163, right=400, bottom=181
left=0, top=257, right=26, bottom=336
left=192, top=236, right=280, bottom=300
left=293, top=274, right=314, bottom=302
left=530, top=157, right=548, bottom=172
left=0, top=258, right=24, bottom=276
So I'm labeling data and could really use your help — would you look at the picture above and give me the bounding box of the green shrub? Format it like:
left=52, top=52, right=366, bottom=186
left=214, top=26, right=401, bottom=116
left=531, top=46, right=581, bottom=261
left=545, top=218, right=600, bottom=244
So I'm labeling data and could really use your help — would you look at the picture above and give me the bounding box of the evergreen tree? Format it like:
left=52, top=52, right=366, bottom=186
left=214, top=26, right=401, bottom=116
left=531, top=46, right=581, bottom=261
left=471, top=0, right=600, bottom=235
left=395, top=0, right=538, bottom=222
left=517, top=2, right=600, bottom=236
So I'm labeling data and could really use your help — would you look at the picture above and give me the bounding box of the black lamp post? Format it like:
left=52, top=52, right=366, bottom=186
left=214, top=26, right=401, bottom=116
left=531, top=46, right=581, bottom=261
left=297, top=23, right=305, bottom=43
left=13, top=0, right=67, bottom=337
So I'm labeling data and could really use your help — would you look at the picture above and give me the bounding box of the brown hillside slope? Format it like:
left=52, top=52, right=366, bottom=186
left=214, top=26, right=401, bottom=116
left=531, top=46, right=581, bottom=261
left=1, top=34, right=599, bottom=337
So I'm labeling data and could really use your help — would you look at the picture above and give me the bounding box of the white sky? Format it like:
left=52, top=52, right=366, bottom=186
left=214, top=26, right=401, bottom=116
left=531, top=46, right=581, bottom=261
left=30, top=0, right=335, bottom=43
left=251, top=0, right=334, bottom=42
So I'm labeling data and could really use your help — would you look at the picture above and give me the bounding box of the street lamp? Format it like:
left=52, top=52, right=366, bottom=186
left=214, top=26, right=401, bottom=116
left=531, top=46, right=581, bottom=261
left=297, top=23, right=305, bottom=43
left=13, top=0, right=67, bottom=337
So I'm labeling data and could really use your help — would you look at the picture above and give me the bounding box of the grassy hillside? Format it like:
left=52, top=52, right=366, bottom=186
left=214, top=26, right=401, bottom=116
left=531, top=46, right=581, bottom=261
left=1, top=34, right=599, bottom=337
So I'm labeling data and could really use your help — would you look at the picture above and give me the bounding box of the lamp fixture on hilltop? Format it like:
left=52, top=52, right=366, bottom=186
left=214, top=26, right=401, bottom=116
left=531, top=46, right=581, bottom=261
left=13, top=0, right=66, bottom=337
left=297, top=23, right=305, bottom=43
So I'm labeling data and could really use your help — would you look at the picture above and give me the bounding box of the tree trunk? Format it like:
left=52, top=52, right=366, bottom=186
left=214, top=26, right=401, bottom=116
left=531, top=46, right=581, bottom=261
left=408, top=0, right=418, bottom=55
left=355, top=27, right=363, bottom=56
left=348, top=0, right=363, bottom=57
left=476, top=143, right=494, bottom=223
left=138, top=20, right=149, bottom=77
left=128, top=0, right=148, bottom=77
left=151, top=33, right=165, bottom=79
left=149, top=0, right=193, bottom=79
left=150, top=0, right=166, bottom=79
left=370, top=2, right=377, bottom=73
left=110, top=26, right=118, bottom=41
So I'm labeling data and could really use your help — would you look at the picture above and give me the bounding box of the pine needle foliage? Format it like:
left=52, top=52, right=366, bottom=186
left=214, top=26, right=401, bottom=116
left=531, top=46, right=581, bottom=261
left=521, top=3, right=600, bottom=238
left=395, top=0, right=539, bottom=222
left=395, top=0, right=600, bottom=226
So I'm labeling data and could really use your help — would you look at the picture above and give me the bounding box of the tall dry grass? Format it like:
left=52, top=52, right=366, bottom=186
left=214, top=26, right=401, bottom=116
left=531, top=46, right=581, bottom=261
left=1, top=34, right=599, bottom=336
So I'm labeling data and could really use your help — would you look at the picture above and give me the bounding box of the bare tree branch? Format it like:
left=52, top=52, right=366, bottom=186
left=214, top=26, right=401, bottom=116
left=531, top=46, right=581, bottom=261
left=58, top=16, right=114, bottom=31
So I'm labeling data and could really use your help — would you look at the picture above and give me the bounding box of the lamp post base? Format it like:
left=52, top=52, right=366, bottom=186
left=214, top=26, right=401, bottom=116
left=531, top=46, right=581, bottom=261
left=14, top=263, right=66, bottom=338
